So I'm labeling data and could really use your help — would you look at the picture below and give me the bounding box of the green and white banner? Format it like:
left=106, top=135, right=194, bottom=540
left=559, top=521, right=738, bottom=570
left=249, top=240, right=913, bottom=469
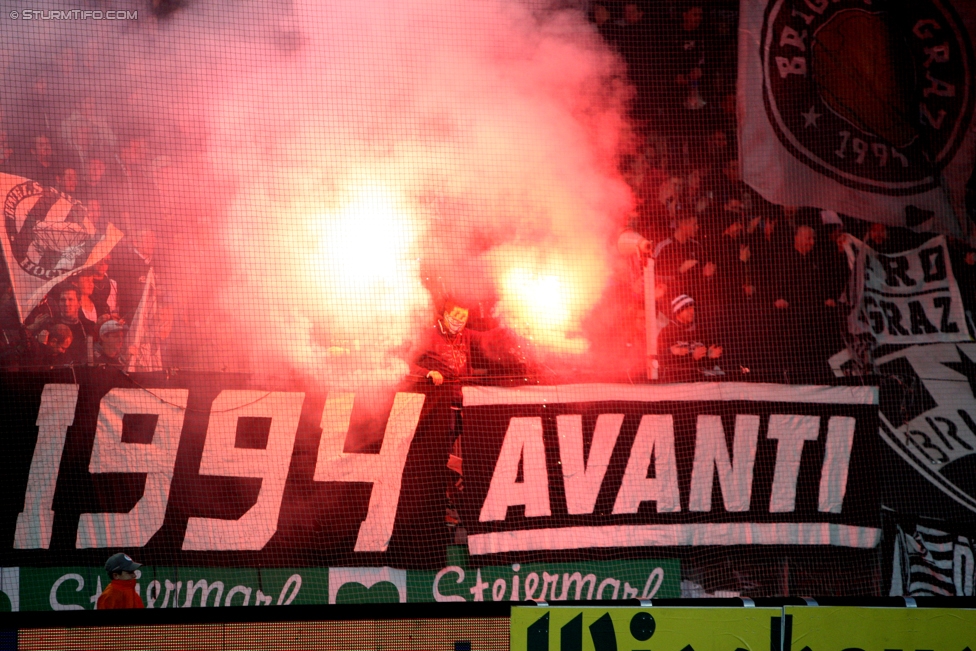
left=0, top=553, right=678, bottom=610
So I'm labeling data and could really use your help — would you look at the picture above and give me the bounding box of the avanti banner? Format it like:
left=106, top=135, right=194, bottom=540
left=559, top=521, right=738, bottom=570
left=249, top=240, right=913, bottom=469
left=2, top=373, right=882, bottom=569
left=460, top=384, right=880, bottom=557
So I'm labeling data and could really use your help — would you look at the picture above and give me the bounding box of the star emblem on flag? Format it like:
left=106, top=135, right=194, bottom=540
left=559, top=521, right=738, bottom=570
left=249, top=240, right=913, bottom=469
left=943, top=346, right=976, bottom=399
left=801, top=106, right=822, bottom=128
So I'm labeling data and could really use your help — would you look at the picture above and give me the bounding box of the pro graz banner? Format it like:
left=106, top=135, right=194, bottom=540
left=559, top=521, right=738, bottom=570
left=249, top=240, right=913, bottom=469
left=784, top=606, right=976, bottom=651
left=847, top=236, right=971, bottom=346
left=737, top=0, right=976, bottom=235
left=459, top=383, right=880, bottom=556
left=510, top=606, right=776, bottom=651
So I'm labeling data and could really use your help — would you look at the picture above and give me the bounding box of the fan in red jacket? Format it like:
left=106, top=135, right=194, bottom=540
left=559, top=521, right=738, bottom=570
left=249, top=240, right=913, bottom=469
left=96, top=553, right=145, bottom=609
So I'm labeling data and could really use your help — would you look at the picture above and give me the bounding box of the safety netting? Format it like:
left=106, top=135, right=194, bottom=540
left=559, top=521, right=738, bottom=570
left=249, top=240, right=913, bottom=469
left=0, top=0, right=975, bottom=610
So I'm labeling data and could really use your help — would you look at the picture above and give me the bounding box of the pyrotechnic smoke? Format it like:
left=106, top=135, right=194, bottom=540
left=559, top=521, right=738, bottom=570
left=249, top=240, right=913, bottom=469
left=2, top=0, right=636, bottom=389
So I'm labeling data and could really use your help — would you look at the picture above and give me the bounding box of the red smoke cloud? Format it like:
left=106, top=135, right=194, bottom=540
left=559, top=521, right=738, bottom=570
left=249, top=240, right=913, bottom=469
left=4, top=0, right=637, bottom=388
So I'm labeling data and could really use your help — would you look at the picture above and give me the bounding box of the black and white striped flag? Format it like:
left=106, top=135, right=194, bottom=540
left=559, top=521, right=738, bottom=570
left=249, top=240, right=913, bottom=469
left=891, top=520, right=975, bottom=596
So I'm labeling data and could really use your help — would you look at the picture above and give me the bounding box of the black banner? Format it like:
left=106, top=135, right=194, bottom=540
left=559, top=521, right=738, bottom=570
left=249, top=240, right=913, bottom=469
left=459, top=383, right=880, bottom=556
left=0, top=368, right=453, bottom=569
left=2, top=373, right=888, bottom=571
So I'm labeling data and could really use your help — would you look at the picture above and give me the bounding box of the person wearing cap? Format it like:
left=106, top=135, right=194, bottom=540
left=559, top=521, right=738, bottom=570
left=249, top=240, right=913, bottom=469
left=97, top=553, right=145, bottom=609
left=94, top=319, right=128, bottom=368
left=658, top=294, right=724, bottom=381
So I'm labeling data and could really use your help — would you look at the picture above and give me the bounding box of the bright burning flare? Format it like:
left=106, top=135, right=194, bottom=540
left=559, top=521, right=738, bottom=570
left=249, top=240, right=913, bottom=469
left=494, top=247, right=604, bottom=355
left=313, top=185, right=418, bottom=295
left=152, top=0, right=635, bottom=384
left=220, top=180, right=433, bottom=388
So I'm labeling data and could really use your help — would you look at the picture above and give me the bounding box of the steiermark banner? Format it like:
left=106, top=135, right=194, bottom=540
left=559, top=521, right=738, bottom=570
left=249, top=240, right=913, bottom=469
left=418, top=554, right=679, bottom=603
left=0, top=554, right=678, bottom=610
left=784, top=606, right=976, bottom=651
left=511, top=606, right=776, bottom=651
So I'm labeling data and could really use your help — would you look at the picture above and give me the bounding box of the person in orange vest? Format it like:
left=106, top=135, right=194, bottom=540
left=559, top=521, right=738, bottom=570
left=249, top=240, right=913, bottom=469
left=96, top=553, right=145, bottom=609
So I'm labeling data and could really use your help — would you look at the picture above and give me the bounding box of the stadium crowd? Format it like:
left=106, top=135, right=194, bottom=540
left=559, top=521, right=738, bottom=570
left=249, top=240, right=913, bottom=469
left=0, top=36, right=167, bottom=370
left=0, top=0, right=973, bottom=383
left=599, top=0, right=976, bottom=382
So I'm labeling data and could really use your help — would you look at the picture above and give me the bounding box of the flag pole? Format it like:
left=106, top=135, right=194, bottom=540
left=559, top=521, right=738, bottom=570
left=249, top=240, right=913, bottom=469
left=618, top=230, right=657, bottom=380
left=645, top=253, right=658, bottom=381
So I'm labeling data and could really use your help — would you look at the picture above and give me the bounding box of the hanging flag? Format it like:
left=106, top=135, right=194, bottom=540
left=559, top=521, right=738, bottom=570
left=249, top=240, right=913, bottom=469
left=737, top=0, right=976, bottom=236
left=0, top=172, right=123, bottom=320
left=125, top=267, right=163, bottom=372
left=889, top=517, right=975, bottom=596
left=846, top=235, right=972, bottom=345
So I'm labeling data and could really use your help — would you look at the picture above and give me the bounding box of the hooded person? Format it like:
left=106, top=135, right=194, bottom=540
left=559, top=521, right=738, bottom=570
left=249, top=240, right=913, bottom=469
left=408, top=297, right=527, bottom=447
left=407, top=298, right=524, bottom=533
left=408, top=298, right=521, bottom=405
left=97, top=553, right=145, bottom=609
left=767, top=224, right=848, bottom=382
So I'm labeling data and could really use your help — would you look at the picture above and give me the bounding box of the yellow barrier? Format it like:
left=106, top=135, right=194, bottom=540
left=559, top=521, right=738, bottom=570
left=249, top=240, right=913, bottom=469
left=785, top=607, right=976, bottom=651
left=512, top=606, right=777, bottom=651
